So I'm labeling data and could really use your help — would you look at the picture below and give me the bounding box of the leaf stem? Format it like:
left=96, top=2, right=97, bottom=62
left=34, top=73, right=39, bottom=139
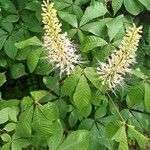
left=107, top=92, right=125, bottom=122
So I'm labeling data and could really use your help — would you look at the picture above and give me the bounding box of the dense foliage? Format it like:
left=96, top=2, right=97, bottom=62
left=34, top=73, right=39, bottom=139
left=0, top=0, right=150, bottom=149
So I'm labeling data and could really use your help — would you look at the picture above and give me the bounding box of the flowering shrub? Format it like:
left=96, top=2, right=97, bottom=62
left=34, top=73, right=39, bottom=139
left=0, top=0, right=150, bottom=150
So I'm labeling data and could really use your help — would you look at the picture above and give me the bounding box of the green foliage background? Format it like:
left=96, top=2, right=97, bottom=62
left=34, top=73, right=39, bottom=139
left=0, top=0, right=150, bottom=149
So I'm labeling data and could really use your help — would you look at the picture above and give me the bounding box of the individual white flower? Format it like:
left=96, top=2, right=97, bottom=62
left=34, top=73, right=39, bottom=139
left=97, top=24, right=142, bottom=90
left=41, top=0, right=81, bottom=75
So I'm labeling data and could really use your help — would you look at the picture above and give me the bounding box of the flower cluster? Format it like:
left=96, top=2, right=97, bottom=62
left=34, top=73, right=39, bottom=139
left=97, top=24, right=142, bottom=90
left=41, top=0, right=81, bottom=75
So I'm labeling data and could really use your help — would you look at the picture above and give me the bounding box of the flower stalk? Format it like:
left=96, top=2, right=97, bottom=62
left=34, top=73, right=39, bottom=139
left=97, top=24, right=142, bottom=90
left=41, top=0, right=81, bottom=75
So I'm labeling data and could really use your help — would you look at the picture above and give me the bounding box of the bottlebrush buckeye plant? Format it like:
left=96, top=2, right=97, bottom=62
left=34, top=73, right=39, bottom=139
left=0, top=0, right=150, bottom=150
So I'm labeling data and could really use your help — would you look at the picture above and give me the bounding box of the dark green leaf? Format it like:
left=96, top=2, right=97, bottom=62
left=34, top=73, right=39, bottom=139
left=80, top=2, right=107, bottom=26
left=73, top=75, right=91, bottom=110
left=81, top=36, right=107, bottom=52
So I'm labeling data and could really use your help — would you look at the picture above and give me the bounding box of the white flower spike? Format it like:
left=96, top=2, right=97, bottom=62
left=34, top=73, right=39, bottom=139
left=42, top=0, right=81, bottom=75
left=97, top=24, right=142, bottom=90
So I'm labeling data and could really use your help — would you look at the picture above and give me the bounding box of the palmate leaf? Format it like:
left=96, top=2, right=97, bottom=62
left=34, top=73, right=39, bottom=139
left=137, top=0, right=150, bottom=10
left=15, top=36, right=41, bottom=49
left=61, top=66, right=82, bottom=97
left=48, top=120, right=63, bottom=150
left=73, top=75, right=91, bottom=110
left=81, top=36, right=107, bottom=52
left=128, top=125, right=149, bottom=149
left=58, top=130, right=90, bottom=150
left=112, top=125, right=128, bottom=150
left=126, top=83, right=144, bottom=108
left=0, top=0, right=17, bottom=13
left=16, top=106, right=34, bottom=138
left=81, top=18, right=111, bottom=36
left=79, top=2, right=107, bottom=26
left=4, top=36, right=18, bottom=59
left=106, top=121, right=121, bottom=139
left=61, top=74, right=80, bottom=97
left=32, top=103, right=59, bottom=139
left=27, top=48, right=42, bottom=73
left=84, top=67, right=101, bottom=90
left=106, top=15, right=123, bottom=41
left=112, top=0, right=123, bottom=15
left=10, top=63, right=26, bottom=79
left=0, top=72, right=6, bottom=87
left=58, top=11, right=78, bottom=28
left=123, top=0, right=144, bottom=15
left=144, top=83, right=150, bottom=112
left=106, top=121, right=129, bottom=149
left=79, top=115, right=116, bottom=149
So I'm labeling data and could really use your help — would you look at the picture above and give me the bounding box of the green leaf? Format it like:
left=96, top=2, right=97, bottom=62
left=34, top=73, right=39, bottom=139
left=74, top=0, right=90, bottom=6
left=132, top=68, right=147, bottom=79
left=4, top=123, right=16, bottom=132
left=54, top=1, right=71, bottom=10
left=20, top=96, right=33, bottom=112
left=2, top=20, right=13, bottom=33
left=73, top=75, right=91, bottom=110
left=137, top=0, right=150, bottom=10
left=80, top=2, right=107, bottom=26
left=72, top=5, right=83, bottom=20
left=27, top=48, right=42, bottom=73
left=94, top=106, right=107, bottom=119
left=84, top=67, right=101, bottom=90
left=81, top=18, right=111, bottom=36
left=15, top=36, right=41, bottom=49
left=22, top=15, right=43, bottom=33
left=0, top=29, right=7, bottom=36
left=112, top=0, right=123, bottom=15
left=32, top=104, right=56, bottom=140
left=144, top=83, right=150, bottom=112
left=0, top=58, right=7, bottom=67
left=0, top=0, right=17, bottom=13
left=1, top=134, right=11, bottom=142
left=11, top=136, right=30, bottom=150
left=67, top=29, right=77, bottom=38
left=79, top=103, right=92, bottom=118
left=16, top=106, right=33, bottom=138
left=4, top=37, right=18, bottom=59
left=1, top=143, right=11, bottom=150
left=106, top=15, right=123, bottom=41
left=78, top=30, right=85, bottom=43
left=58, top=11, right=78, bottom=28
left=128, top=125, right=149, bottom=149
left=48, top=120, right=63, bottom=150
left=0, top=73, right=6, bottom=87
left=6, top=15, right=20, bottom=22
left=61, top=74, right=80, bottom=97
left=0, top=108, right=9, bottom=124
left=41, top=102, right=59, bottom=122
left=69, top=110, right=78, bottom=127
left=123, top=0, right=144, bottom=15
left=112, top=125, right=128, bottom=150
left=81, top=36, right=107, bottom=52
left=0, top=35, right=8, bottom=50
left=58, top=130, right=90, bottom=150
left=126, top=83, right=144, bottom=108
left=30, top=90, right=48, bottom=102
left=35, top=59, right=52, bottom=75
left=106, top=121, right=121, bottom=139
left=8, top=107, right=18, bottom=122
left=43, top=76, right=59, bottom=94
left=10, top=63, right=26, bottom=79
left=0, top=107, right=18, bottom=124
